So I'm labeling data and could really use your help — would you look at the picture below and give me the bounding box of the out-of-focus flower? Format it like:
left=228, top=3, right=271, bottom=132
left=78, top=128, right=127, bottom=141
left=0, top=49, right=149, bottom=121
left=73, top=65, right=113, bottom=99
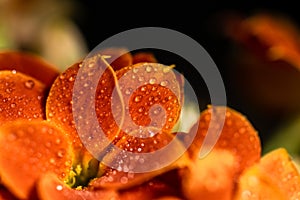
left=0, top=0, right=88, bottom=70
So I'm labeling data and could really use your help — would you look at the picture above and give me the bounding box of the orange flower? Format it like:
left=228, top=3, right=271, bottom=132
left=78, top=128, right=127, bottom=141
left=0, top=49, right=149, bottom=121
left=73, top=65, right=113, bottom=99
left=0, top=50, right=299, bottom=200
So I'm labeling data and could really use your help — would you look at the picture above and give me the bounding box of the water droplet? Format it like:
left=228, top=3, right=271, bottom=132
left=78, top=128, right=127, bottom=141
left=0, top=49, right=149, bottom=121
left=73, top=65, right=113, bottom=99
left=138, top=76, right=144, bottom=82
left=226, top=119, right=232, bottom=126
left=160, top=80, right=168, bottom=86
left=49, top=158, right=56, bottom=164
left=10, top=103, right=16, bottom=108
left=149, top=78, right=156, bottom=84
left=125, top=88, right=132, bottom=95
left=137, top=147, right=142, bottom=152
left=68, top=76, right=74, bottom=82
left=249, top=136, right=255, bottom=142
left=140, top=86, right=146, bottom=92
left=120, top=176, right=128, bottom=184
left=151, top=86, right=157, bottom=91
left=45, top=142, right=52, bottom=148
left=11, top=70, right=17, bottom=74
left=138, top=106, right=145, bottom=113
left=239, top=127, right=246, bottom=134
left=59, top=74, right=65, bottom=80
left=88, top=62, right=95, bottom=68
left=107, top=175, right=114, bottom=182
left=101, top=79, right=106, bottom=84
left=55, top=138, right=61, bottom=145
left=24, top=80, right=35, bottom=89
left=134, top=95, right=142, bottom=102
left=57, top=149, right=65, bottom=158
left=133, top=68, right=139, bottom=73
left=5, top=88, right=12, bottom=93
left=48, top=112, right=54, bottom=118
left=163, top=67, right=171, bottom=73
left=153, top=107, right=161, bottom=115
left=146, top=66, right=152, bottom=72
left=56, top=185, right=63, bottom=191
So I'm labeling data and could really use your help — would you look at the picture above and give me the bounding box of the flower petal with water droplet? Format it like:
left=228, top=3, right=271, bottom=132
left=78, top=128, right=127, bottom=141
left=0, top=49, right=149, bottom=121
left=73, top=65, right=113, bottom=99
left=187, top=106, right=261, bottom=175
left=0, top=71, right=46, bottom=123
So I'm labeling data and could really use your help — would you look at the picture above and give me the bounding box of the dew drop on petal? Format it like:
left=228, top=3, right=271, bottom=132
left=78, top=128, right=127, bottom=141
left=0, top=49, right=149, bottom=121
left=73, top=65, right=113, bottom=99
left=160, top=80, right=168, bottom=86
left=59, top=74, right=65, bottom=80
left=140, top=86, right=146, bottom=92
left=56, top=185, right=63, bottom=191
left=149, top=78, right=156, bottom=84
left=134, top=95, right=142, bottom=102
left=125, top=88, right=132, bottom=95
left=57, top=149, right=65, bottom=158
left=120, top=176, right=128, bottom=184
left=146, top=66, right=152, bottom=72
left=24, top=80, right=35, bottom=89
left=138, top=76, right=145, bottom=82
left=49, top=158, right=56, bottom=164
left=133, top=68, right=139, bottom=73
left=138, top=106, right=145, bottom=113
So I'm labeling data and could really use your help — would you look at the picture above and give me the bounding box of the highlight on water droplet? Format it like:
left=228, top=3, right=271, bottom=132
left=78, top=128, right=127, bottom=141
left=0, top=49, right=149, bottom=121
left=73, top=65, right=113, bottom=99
left=149, top=77, right=156, bottom=84
left=56, top=185, right=63, bottom=191
left=24, top=80, right=35, bottom=89
left=134, top=95, right=142, bottom=102
left=160, top=80, right=168, bottom=86
left=146, top=65, right=152, bottom=72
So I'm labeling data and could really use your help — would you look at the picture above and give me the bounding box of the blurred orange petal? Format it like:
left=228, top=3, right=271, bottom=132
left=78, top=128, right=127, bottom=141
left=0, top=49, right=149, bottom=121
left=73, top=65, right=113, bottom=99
left=181, top=150, right=237, bottom=200
left=234, top=148, right=300, bottom=199
left=0, top=121, right=73, bottom=199
left=188, top=106, right=261, bottom=174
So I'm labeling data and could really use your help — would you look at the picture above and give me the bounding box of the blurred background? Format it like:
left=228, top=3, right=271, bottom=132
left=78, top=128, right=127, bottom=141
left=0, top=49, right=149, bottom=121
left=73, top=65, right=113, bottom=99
left=1, top=0, right=300, bottom=157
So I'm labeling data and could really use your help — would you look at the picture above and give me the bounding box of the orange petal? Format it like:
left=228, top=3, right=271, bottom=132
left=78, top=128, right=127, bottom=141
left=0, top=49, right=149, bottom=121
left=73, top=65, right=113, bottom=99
left=117, top=178, right=181, bottom=200
left=0, top=121, right=73, bottom=199
left=90, top=132, right=189, bottom=190
left=0, top=71, right=46, bottom=123
left=181, top=150, right=237, bottom=200
left=37, top=173, right=118, bottom=200
left=132, top=52, right=157, bottom=64
left=234, top=148, right=300, bottom=199
left=188, top=106, right=261, bottom=174
left=46, top=62, right=83, bottom=153
left=113, top=63, right=182, bottom=148
left=98, top=48, right=133, bottom=71
left=0, top=51, right=59, bottom=88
